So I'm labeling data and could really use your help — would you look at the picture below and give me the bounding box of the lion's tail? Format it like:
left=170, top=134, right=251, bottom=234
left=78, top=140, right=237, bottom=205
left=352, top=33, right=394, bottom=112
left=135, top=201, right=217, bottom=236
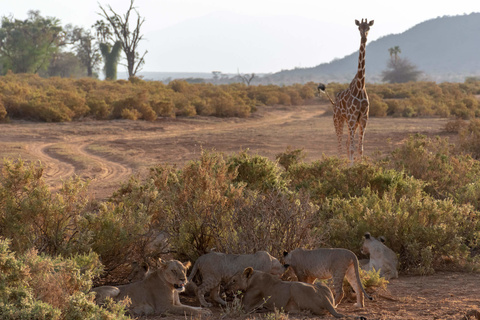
left=187, top=259, right=199, bottom=283
left=353, top=257, right=373, bottom=301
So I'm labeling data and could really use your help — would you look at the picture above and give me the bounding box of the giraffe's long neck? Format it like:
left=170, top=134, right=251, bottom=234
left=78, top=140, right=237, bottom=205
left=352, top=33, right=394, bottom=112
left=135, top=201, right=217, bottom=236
left=351, top=36, right=367, bottom=90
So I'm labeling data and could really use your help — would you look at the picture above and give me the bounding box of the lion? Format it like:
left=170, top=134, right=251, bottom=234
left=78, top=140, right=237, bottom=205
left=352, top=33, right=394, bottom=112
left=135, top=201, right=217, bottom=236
left=126, top=261, right=150, bottom=282
left=188, top=250, right=286, bottom=307
left=226, top=267, right=367, bottom=319
left=361, top=232, right=398, bottom=280
left=92, top=259, right=211, bottom=317
left=283, top=248, right=373, bottom=308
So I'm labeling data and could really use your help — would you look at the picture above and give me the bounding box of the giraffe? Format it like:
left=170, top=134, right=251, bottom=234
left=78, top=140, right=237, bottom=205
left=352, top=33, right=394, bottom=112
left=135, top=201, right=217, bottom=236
left=318, top=19, right=374, bottom=164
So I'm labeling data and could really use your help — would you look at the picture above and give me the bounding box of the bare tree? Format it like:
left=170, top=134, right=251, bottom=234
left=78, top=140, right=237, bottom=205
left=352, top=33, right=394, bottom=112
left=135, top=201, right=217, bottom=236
left=239, top=73, right=255, bottom=86
left=98, top=0, right=147, bottom=79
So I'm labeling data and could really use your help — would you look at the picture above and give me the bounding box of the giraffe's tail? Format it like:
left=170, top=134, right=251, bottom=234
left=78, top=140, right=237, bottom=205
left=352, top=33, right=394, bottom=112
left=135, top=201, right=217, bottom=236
left=317, top=83, right=335, bottom=106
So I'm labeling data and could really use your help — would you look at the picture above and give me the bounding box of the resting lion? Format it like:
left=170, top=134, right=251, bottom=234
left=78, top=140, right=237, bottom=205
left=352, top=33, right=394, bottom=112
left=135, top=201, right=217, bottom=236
left=283, top=248, right=373, bottom=307
left=92, top=259, right=211, bottom=317
left=188, top=250, right=285, bottom=307
left=226, top=267, right=367, bottom=319
left=361, top=232, right=398, bottom=280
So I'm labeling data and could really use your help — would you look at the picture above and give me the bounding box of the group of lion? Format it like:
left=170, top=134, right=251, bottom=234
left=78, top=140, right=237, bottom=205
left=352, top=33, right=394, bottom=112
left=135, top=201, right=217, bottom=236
left=92, top=232, right=398, bottom=318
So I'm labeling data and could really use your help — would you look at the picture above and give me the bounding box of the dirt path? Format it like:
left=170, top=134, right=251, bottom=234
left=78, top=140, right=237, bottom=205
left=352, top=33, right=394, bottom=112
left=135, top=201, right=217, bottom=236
left=0, top=104, right=452, bottom=198
left=73, top=141, right=133, bottom=195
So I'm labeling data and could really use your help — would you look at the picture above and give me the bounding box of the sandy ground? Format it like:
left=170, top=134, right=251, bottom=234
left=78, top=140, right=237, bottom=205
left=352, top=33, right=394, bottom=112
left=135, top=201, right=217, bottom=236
left=1, top=103, right=478, bottom=319
left=138, top=271, right=480, bottom=320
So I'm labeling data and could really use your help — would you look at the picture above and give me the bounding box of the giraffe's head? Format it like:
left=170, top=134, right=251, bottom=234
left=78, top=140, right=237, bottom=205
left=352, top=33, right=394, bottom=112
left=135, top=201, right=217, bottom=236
left=355, top=19, right=374, bottom=40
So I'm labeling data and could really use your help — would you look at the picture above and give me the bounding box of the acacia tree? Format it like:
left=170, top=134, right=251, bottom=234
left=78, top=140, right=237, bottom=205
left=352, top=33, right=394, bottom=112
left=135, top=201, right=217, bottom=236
left=98, top=0, right=147, bottom=79
left=238, top=73, right=255, bottom=86
left=382, top=46, right=421, bottom=83
left=0, top=11, right=65, bottom=74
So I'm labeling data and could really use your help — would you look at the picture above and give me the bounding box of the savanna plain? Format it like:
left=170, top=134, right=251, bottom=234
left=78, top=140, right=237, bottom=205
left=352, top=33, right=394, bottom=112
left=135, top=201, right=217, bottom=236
left=1, top=103, right=479, bottom=319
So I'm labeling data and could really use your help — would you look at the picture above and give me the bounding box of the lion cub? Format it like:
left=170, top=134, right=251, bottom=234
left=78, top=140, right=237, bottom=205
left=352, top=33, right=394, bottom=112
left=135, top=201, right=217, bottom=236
left=361, top=232, right=398, bottom=280
left=283, top=248, right=373, bottom=308
left=226, top=267, right=346, bottom=318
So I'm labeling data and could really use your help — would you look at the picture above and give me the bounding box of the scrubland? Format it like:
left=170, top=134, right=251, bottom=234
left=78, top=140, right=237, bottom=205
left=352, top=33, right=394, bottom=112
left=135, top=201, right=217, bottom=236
left=0, top=75, right=480, bottom=319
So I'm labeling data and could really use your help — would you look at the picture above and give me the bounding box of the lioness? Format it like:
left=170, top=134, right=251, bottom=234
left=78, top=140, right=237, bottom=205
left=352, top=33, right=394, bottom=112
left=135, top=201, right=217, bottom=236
left=92, top=259, right=211, bottom=316
left=361, top=232, right=398, bottom=280
left=283, top=248, right=373, bottom=307
left=226, top=267, right=349, bottom=318
left=188, top=250, right=285, bottom=307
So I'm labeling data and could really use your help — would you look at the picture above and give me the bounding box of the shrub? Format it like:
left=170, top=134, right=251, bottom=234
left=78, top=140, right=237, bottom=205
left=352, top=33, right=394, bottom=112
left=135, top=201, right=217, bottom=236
left=120, top=108, right=142, bottom=120
left=225, top=189, right=320, bottom=257
left=0, top=159, right=91, bottom=256
left=444, top=118, right=466, bottom=133
left=227, top=150, right=288, bottom=192
left=385, top=134, right=480, bottom=206
left=368, top=93, right=388, bottom=117
left=0, top=98, right=7, bottom=121
left=318, top=187, right=479, bottom=275
left=0, top=239, right=130, bottom=319
left=158, top=151, right=245, bottom=260
left=151, top=99, right=175, bottom=118
left=458, top=119, right=480, bottom=159
left=80, top=200, right=151, bottom=271
left=276, top=147, right=306, bottom=171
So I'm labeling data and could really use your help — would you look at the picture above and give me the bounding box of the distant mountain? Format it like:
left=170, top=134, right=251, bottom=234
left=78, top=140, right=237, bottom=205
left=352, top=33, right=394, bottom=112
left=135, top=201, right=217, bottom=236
left=268, top=13, right=480, bottom=84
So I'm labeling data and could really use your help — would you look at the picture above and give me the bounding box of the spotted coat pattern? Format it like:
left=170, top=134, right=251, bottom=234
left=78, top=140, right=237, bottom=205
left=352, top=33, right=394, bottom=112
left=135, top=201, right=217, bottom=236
left=333, top=19, right=374, bottom=163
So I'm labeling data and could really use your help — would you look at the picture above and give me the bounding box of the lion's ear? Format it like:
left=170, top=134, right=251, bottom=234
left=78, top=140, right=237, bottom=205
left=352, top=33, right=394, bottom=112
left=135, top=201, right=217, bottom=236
left=243, top=267, right=254, bottom=279
left=158, top=258, right=167, bottom=269
left=283, top=251, right=288, bottom=257
left=379, top=236, right=386, bottom=243
left=364, top=232, right=371, bottom=239
left=183, top=261, right=192, bottom=269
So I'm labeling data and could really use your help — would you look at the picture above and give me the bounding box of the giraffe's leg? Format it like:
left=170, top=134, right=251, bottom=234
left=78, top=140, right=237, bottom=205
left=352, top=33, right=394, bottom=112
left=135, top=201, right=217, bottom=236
left=333, top=113, right=344, bottom=156
left=348, top=123, right=356, bottom=164
left=357, top=116, right=368, bottom=159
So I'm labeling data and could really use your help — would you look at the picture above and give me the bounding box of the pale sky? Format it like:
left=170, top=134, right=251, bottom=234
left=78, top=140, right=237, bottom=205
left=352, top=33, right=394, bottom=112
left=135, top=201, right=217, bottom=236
left=2, top=1, right=479, bottom=73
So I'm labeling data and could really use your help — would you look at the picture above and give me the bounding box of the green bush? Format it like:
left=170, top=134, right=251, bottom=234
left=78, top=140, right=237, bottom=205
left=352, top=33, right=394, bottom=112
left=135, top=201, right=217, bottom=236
left=227, top=150, right=288, bottom=192
left=276, top=147, right=306, bottom=171
left=318, top=187, right=479, bottom=274
left=0, top=159, right=91, bottom=256
left=0, top=239, right=129, bottom=319
left=385, top=134, right=480, bottom=208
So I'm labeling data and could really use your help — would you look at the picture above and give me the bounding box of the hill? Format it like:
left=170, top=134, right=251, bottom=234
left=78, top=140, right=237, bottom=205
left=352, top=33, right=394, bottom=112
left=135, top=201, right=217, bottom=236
left=268, top=13, right=480, bottom=84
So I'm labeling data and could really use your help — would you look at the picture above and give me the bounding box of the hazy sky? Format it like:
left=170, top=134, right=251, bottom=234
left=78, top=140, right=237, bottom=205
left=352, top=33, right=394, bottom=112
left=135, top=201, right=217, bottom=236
left=2, top=1, right=479, bottom=73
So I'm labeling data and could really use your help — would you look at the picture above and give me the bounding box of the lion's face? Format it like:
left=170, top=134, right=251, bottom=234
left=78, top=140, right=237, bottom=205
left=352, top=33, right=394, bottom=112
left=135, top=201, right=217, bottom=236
left=225, top=267, right=253, bottom=293
left=161, top=259, right=191, bottom=292
left=361, top=232, right=385, bottom=255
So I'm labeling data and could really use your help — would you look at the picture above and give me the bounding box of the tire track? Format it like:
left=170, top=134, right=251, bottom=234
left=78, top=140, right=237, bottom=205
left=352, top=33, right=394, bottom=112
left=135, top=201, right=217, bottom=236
left=26, top=140, right=133, bottom=197
left=73, top=142, right=133, bottom=194
left=26, top=143, right=76, bottom=190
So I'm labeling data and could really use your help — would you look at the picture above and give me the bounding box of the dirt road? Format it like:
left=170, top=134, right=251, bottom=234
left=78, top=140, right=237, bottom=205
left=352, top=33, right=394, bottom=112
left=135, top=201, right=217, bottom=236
left=0, top=104, right=452, bottom=198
